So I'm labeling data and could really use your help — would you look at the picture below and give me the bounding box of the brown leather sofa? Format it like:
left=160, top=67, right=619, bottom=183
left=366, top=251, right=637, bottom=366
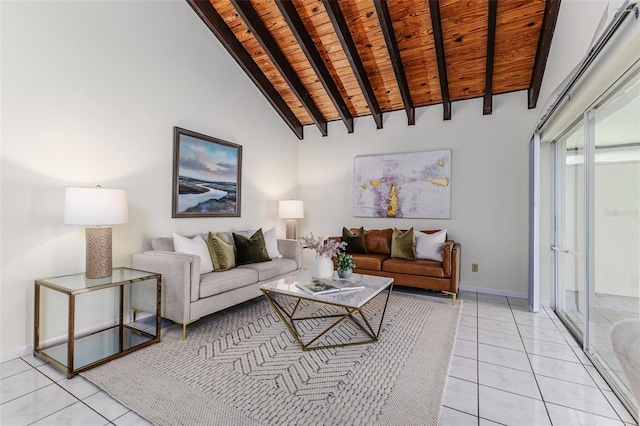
left=329, top=228, right=461, bottom=304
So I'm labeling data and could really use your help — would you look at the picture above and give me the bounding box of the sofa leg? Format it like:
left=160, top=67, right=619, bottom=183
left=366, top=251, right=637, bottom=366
left=180, top=318, right=200, bottom=340
left=442, top=291, right=457, bottom=305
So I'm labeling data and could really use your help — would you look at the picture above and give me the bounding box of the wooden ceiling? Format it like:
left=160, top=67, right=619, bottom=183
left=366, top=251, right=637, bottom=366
left=187, top=0, right=560, bottom=139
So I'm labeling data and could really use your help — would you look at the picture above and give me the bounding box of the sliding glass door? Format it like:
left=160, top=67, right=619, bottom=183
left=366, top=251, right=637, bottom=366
left=553, top=63, right=640, bottom=418
left=554, top=121, right=587, bottom=339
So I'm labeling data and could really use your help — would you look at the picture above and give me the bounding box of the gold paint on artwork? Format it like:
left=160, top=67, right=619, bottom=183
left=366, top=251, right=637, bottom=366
left=370, top=180, right=384, bottom=187
left=387, top=182, right=401, bottom=217
left=424, top=176, right=450, bottom=187
left=360, top=184, right=368, bottom=190
left=438, top=160, right=446, bottom=167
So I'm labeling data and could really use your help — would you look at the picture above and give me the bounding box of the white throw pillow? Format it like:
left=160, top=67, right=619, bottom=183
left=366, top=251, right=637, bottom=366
left=248, top=227, right=282, bottom=258
left=172, top=233, right=214, bottom=274
left=415, top=229, right=447, bottom=262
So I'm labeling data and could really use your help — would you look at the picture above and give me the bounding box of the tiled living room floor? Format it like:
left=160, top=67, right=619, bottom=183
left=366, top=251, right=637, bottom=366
left=1, top=291, right=637, bottom=426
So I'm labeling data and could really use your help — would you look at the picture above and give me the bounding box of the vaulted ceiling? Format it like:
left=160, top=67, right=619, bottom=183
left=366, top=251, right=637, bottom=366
left=187, top=0, right=561, bottom=139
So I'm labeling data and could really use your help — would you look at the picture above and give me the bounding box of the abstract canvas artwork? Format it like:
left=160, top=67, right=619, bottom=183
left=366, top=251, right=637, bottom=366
left=172, top=127, right=242, bottom=218
left=353, top=150, right=451, bottom=219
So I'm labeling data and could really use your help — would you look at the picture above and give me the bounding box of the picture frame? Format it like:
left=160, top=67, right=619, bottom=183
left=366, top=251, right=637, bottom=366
left=172, top=127, right=242, bottom=218
left=353, top=149, right=451, bottom=219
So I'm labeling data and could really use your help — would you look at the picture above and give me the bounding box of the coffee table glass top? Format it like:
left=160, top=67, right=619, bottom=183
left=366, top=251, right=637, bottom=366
left=260, top=270, right=393, bottom=308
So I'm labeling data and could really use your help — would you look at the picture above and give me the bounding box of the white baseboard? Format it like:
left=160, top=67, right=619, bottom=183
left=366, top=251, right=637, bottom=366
left=459, top=284, right=528, bottom=299
left=459, top=285, right=552, bottom=308
left=1, top=345, right=34, bottom=363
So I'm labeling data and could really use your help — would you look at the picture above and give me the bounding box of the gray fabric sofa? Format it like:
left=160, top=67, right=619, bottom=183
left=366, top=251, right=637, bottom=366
left=131, top=232, right=302, bottom=339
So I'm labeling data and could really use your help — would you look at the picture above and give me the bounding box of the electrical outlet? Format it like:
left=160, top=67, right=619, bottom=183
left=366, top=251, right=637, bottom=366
left=472, top=263, right=478, bottom=272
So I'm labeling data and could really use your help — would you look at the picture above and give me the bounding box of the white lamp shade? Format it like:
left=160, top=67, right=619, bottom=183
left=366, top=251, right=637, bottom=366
left=64, top=187, right=129, bottom=225
left=279, top=200, right=304, bottom=219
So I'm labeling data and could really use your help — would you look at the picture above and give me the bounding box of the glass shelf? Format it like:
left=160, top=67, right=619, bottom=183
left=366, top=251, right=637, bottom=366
left=34, top=267, right=161, bottom=378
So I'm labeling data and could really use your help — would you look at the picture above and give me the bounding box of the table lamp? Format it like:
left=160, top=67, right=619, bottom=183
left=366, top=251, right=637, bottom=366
left=64, top=186, right=129, bottom=279
left=279, top=200, right=303, bottom=240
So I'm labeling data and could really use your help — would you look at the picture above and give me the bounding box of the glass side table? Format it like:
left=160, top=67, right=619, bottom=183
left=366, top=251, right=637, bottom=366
left=34, top=267, right=161, bottom=378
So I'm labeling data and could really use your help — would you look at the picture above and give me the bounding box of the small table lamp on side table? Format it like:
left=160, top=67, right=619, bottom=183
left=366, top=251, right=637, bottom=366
left=64, top=186, right=129, bottom=279
left=279, top=199, right=304, bottom=240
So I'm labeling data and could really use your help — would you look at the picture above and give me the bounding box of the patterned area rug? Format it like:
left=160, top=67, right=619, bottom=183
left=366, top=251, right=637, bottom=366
left=82, top=290, right=462, bottom=426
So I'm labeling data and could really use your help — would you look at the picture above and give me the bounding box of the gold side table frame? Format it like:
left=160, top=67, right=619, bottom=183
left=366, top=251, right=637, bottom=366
left=34, top=267, right=161, bottom=378
left=261, top=274, right=394, bottom=351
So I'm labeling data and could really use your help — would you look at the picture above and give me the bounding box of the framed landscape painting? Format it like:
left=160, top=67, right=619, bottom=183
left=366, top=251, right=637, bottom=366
left=353, top=149, right=451, bottom=219
left=172, top=127, right=242, bottom=218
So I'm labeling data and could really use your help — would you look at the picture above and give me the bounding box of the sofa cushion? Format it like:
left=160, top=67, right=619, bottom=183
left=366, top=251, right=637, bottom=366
left=172, top=233, right=214, bottom=274
left=233, top=229, right=271, bottom=266
left=342, top=227, right=368, bottom=254
left=199, top=268, right=258, bottom=298
left=151, top=237, right=175, bottom=251
left=351, top=254, right=388, bottom=271
left=207, top=232, right=236, bottom=271
left=382, top=258, right=445, bottom=278
left=391, top=228, right=416, bottom=260
left=415, top=229, right=447, bottom=262
left=248, top=227, right=282, bottom=258
left=364, top=228, right=393, bottom=255
left=238, top=258, right=298, bottom=281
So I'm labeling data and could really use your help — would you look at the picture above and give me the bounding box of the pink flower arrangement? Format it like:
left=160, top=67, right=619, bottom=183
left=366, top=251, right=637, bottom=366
left=301, top=233, right=346, bottom=258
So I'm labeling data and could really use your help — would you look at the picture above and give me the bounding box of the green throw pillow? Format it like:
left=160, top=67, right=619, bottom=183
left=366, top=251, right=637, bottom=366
left=391, top=227, right=416, bottom=260
left=207, top=232, right=236, bottom=271
left=341, top=227, right=368, bottom=254
left=233, top=229, right=271, bottom=266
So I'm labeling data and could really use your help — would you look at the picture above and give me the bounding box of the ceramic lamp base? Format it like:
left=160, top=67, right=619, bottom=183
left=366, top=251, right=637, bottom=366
left=285, top=219, right=297, bottom=240
left=85, top=227, right=113, bottom=279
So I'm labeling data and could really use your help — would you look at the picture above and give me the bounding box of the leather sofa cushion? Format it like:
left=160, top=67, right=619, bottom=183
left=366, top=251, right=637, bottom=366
left=351, top=254, right=388, bottom=271
left=238, top=258, right=298, bottom=281
left=365, top=229, right=393, bottom=255
left=200, top=268, right=258, bottom=298
left=382, top=258, right=445, bottom=278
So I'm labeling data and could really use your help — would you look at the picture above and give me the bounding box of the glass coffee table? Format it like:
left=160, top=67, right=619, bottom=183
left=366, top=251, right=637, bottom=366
left=260, top=270, right=393, bottom=350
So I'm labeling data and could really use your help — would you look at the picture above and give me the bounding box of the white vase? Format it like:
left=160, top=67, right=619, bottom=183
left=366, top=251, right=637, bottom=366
left=311, top=254, right=334, bottom=279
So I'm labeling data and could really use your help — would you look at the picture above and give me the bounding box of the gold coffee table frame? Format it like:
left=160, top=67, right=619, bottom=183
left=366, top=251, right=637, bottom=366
left=260, top=272, right=394, bottom=351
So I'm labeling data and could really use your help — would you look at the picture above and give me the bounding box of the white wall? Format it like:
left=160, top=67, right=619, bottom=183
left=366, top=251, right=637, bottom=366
left=0, top=0, right=618, bottom=359
left=0, top=0, right=301, bottom=359
left=299, top=93, right=538, bottom=296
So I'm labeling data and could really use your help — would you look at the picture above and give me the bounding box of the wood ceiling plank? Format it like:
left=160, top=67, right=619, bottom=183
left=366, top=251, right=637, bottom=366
left=323, top=0, right=384, bottom=128
left=189, top=0, right=305, bottom=139
left=212, top=0, right=314, bottom=126
left=230, top=0, right=328, bottom=136
left=276, top=0, right=354, bottom=132
left=375, top=0, right=415, bottom=124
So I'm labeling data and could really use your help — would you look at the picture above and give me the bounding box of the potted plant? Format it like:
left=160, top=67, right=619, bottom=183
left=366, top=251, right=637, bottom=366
left=336, top=252, right=356, bottom=279
left=301, top=233, right=346, bottom=279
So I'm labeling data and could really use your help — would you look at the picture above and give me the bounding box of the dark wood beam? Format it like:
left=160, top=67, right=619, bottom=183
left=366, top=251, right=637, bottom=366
left=275, top=0, right=354, bottom=133
left=186, top=0, right=303, bottom=140
left=375, top=0, right=415, bottom=125
left=529, top=0, right=561, bottom=109
left=483, top=0, right=497, bottom=115
left=428, top=0, right=451, bottom=120
left=230, top=0, right=328, bottom=136
left=323, top=0, right=384, bottom=129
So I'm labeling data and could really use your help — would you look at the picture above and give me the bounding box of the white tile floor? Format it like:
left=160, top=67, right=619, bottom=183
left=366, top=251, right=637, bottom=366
left=441, top=291, right=639, bottom=426
left=1, top=291, right=637, bottom=425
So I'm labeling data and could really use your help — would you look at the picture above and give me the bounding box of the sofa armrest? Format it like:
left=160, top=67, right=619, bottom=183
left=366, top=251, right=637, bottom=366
left=444, top=242, right=461, bottom=293
left=442, top=241, right=455, bottom=278
left=131, top=251, right=200, bottom=325
left=277, top=239, right=302, bottom=270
